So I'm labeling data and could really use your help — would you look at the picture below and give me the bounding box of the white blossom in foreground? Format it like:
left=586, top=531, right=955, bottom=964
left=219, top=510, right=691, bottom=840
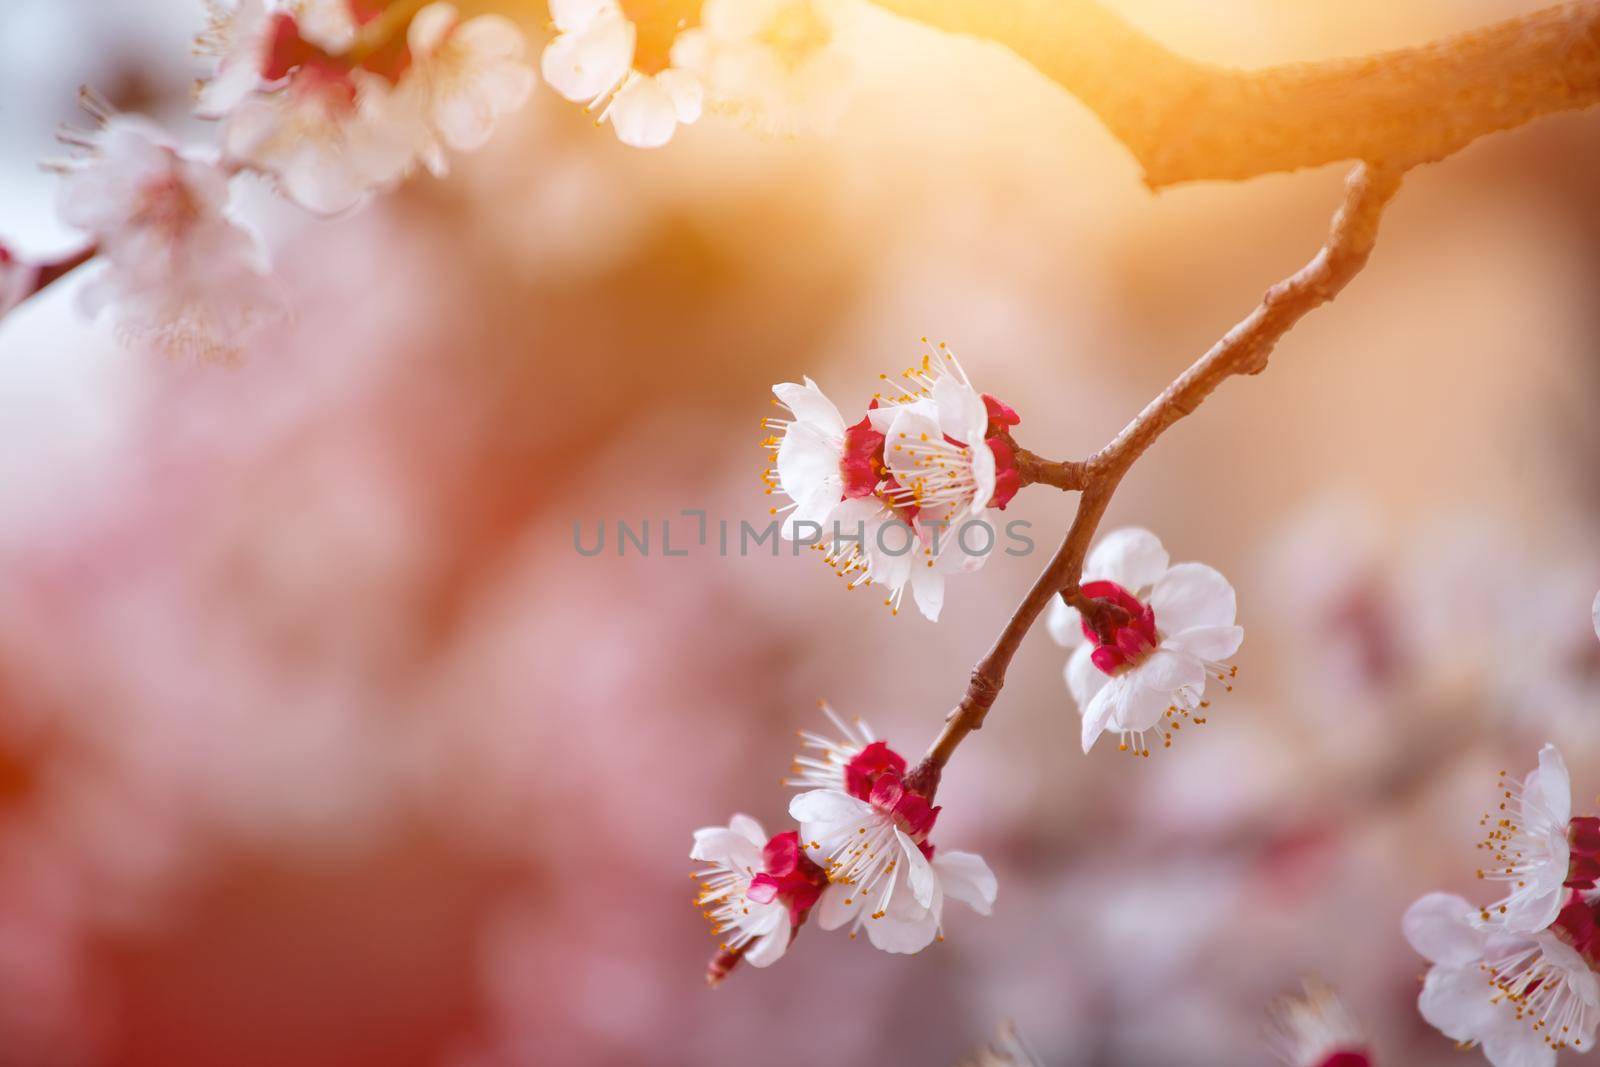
left=787, top=709, right=995, bottom=953
left=1265, top=981, right=1372, bottom=1067
left=671, top=0, right=853, bottom=137
left=1048, top=527, right=1243, bottom=756
left=1473, top=744, right=1576, bottom=934
left=763, top=342, right=1024, bottom=621
left=541, top=0, right=702, bottom=148
left=1404, top=891, right=1600, bottom=1066
left=690, top=814, right=824, bottom=970
left=53, top=103, right=283, bottom=361
left=398, top=3, right=536, bottom=174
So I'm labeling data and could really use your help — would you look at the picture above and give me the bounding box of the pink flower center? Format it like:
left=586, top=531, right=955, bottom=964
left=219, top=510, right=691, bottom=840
left=837, top=391, right=1025, bottom=519
left=746, top=830, right=828, bottom=925
left=843, top=740, right=939, bottom=838
left=840, top=411, right=886, bottom=501
left=1553, top=890, right=1600, bottom=965
left=1078, top=580, right=1160, bottom=676
left=1568, top=817, right=1600, bottom=890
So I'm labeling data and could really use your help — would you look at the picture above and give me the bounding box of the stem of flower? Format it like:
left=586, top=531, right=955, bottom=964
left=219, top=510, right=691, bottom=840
left=1012, top=443, right=1088, bottom=492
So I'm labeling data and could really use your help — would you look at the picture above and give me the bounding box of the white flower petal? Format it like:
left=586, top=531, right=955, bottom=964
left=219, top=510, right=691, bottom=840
left=1131, top=648, right=1206, bottom=695
left=910, top=569, right=944, bottom=622
left=655, top=68, right=704, bottom=123
left=772, top=378, right=845, bottom=436
left=932, top=851, right=996, bottom=916
left=1064, top=643, right=1106, bottom=713
left=690, top=825, right=763, bottom=871
left=1403, top=892, right=1485, bottom=967
left=728, top=813, right=766, bottom=847
left=815, top=884, right=862, bottom=931
left=196, top=55, right=264, bottom=117
left=1047, top=595, right=1084, bottom=648
left=548, top=0, right=617, bottom=33
left=741, top=909, right=790, bottom=968
left=1109, top=673, right=1183, bottom=734
left=1478, top=1030, right=1556, bottom=1067
left=1529, top=742, right=1572, bottom=827
left=1165, top=625, right=1244, bottom=662
left=1418, top=964, right=1504, bottom=1044
left=1084, top=527, right=1169, bottom=592
left=897, top=829, right=936, bottom=909
left=1080, top=675, right=1129, bottom=752
left=607, top=72, right=690, bottom=148
left=788, top=787, right=873, bottom=828
left=862, top=892, right=940, bottom=954
left=541, top=16, right=633, bottom=102
left=408, top=2, right=459, bottom=53
left=931, top=374, right=986, bottom=446
left=775, top=421, right=843, bottom=526
left=1149, top=562, right=1237, bottom=635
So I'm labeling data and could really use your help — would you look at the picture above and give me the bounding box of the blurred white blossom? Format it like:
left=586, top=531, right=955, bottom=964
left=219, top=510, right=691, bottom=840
left=54, top=105, right=283, bottom=360
left=540, top=0, right=702, bottom=148
left=1264, top=981, right=1370, bottom=1067
left=671, top=0, right=854, bottom=137
left=398, top=3, right=536, bottom=174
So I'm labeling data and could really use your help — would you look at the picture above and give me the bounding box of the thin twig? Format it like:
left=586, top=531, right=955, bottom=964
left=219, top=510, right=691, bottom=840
left=904, top=163, right=1405, bottom=798
left=1013, top=444, right=1088, bottom=492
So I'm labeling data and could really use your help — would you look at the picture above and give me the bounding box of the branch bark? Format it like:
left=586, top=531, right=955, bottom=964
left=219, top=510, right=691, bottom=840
left=1013, top=443, right=1088, bottom=492
left=869, top=0, right=1600, bottom=187
left=0, top=244, right=96, bottom=323
left=904, top=163, right=1404, bottom=798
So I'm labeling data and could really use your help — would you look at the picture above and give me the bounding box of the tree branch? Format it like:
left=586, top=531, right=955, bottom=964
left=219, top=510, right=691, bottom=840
left=0, top=244, right=96, bottom=323
left=869, top=0, right=1600, bottom=187
left=904, top=163, right=1404, bottom=798
left=1013, top=443, right=1088, bottom=492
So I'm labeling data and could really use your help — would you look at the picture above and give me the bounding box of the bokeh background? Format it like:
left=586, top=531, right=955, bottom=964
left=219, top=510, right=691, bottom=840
left=0, top=0, right=1597, bottom=1063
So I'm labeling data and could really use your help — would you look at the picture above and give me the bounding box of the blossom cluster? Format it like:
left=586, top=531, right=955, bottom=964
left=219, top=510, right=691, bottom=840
left=763, top=342, right=1024, bottom=621
left=691, top=705, right=995, bottom=978
left=0, top=0, right=861, bottom=360
left=1405, top=743, right=1600, bottom=1066
left=6, top=0, right=535, bottom=360
left=199, top=0, right=534, bottom=213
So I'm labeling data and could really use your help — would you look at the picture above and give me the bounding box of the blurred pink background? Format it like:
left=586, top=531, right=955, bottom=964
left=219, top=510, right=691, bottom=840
left=0, top=0, right=1597, bottom=1063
